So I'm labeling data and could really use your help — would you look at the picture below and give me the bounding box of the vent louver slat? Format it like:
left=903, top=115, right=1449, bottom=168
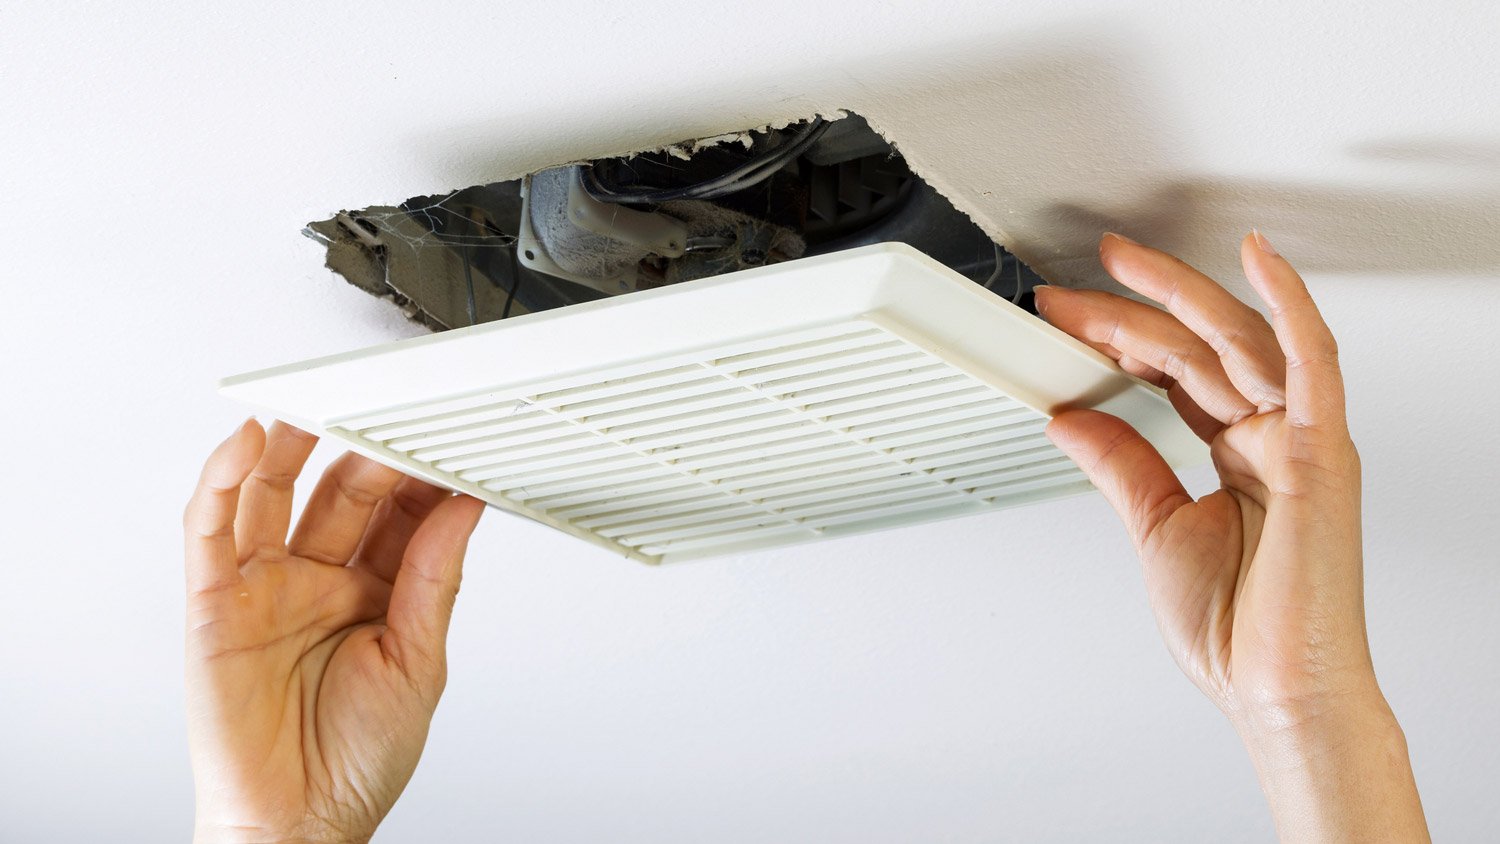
left=338, top=334, right=1081, bottom=558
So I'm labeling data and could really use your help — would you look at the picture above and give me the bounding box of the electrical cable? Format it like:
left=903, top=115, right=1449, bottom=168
left=981, top=242, right=1004, bottom=291
left=582, top=118, right=831, bottom=205
left=981, top=242, right=1030, bottom=305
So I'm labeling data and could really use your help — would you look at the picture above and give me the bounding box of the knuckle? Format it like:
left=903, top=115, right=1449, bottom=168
left=1286, top=347, right=1339, bottom=370
left=390, top=485, right=441, bottom=521
left=1273, top=439, right=1359, bottom=498
left=1210, top=315, right=1274, bottom=364
left=1206, top=319, right=1246, bottom=357
left=1159, top=278, right=1185, bottom=312
left=1269, top=290, right=1317, bottom=319
left=1083, top=425, right=1138, bottom=474
left=1160, top=346, right=1191, bottom=380
left=249, top=467, right=297, bottom=491
left=1102, top=314, right=1124, bottom=346
left=332, top=473, right=385, bottom=507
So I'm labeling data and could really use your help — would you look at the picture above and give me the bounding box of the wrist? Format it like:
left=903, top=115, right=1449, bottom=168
left=1220, top=654, right=1385, bottom=740
left=1233, top=689, right=1405, bottom=783
left=1229, top=685, right=1428, bottom=842
left=1230, top=676, right=1393, bottom=749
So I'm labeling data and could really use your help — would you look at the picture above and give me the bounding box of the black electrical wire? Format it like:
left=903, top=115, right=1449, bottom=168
left=582, top=118, right=831, bottom=205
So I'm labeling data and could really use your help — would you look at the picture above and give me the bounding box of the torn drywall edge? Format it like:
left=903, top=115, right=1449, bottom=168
left=315, top=110, right=853, bottom=221
left=850, top=110, right=1038, bottom=285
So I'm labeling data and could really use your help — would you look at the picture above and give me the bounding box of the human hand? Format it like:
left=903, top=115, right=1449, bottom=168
left=1037, top=232, right=1426, bottom=841
left=183, top=420, right=485, bottom=844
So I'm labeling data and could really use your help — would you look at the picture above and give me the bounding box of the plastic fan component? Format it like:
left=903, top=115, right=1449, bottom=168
left=221, top=243, right=1206, bottom=564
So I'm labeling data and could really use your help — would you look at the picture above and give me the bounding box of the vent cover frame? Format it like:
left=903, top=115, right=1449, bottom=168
left=222, top=243, right=1205, bottom=564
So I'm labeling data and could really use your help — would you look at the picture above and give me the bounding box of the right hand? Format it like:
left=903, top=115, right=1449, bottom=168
left=1037, top=231, right=1426, bottom=841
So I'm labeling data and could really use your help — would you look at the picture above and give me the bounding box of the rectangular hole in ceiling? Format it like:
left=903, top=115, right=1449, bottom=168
left=302, top=111, right=1045, bottom=331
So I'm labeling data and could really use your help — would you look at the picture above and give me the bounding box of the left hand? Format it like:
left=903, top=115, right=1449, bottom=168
left=183, top=419, right=485, bottom=844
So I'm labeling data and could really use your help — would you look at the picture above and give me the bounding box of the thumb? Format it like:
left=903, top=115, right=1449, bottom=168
left=384, top=494, right=486, bottom=685
left=1046, top=409, right=1191, bottom=551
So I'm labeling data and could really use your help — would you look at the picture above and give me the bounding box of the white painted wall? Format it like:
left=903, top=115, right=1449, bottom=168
left=2, top=2, right=1497, bottom=840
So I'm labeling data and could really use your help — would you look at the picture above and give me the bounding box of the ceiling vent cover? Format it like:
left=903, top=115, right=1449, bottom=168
left=222, top=244, right=1204, bottom=563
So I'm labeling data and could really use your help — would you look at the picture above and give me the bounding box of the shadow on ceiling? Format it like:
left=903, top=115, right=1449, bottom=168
left=1045, top=180, right=1500, bottom=278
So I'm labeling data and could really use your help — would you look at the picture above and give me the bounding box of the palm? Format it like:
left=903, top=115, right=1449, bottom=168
left=191, top=560, right=390, bottom=830
left=1134, top=413, right=1293, bottom=711
left=185, top=423, right=485, bottom=843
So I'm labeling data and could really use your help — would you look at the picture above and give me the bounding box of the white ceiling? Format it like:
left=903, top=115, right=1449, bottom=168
left=2, top=2, right=1497, bottom=841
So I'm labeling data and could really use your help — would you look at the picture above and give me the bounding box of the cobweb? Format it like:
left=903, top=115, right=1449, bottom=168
left=304, top=180, right=531, bottom=330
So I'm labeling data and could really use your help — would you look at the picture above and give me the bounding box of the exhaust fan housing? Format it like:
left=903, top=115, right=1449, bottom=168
left=223, top=244, right=1205, bottom=564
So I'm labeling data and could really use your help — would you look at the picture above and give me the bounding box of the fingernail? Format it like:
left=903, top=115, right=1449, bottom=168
left=232, top=416, right=256, bottom=436
left=1103, top=231, right=1140, bottom=246
left=1252, top=228, right=1279, bottom=257
left=1032, top=284, right=1055, bottom=311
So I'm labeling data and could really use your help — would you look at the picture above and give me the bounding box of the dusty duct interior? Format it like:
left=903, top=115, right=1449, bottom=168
left=305, top=112, right=1044, bottom=331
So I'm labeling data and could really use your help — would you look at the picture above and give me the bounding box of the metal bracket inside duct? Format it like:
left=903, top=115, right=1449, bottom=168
left=516, top=166, right=690, bottom=294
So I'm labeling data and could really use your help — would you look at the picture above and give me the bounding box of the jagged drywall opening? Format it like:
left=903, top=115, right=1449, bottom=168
left=305, top=111, right=1046, bottom=332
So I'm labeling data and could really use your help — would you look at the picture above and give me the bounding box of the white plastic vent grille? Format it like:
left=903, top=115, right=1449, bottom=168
left=223, top=244, right=1204, bottom=563
left=330, top=321, right=1083, bottom=560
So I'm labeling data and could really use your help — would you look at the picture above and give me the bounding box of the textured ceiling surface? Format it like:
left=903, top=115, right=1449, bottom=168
left=1, top=2, right=1497, bottom=841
